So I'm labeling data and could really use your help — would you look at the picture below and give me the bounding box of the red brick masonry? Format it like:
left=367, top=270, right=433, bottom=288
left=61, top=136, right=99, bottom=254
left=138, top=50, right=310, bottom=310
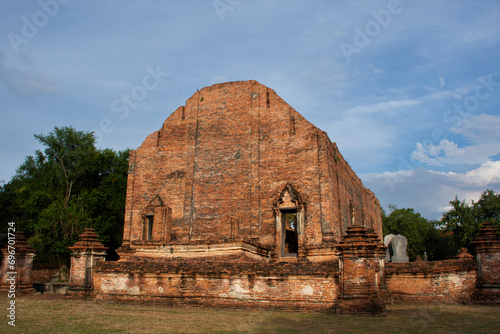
left=94, top=255, right=340, bottom=311
left=119, top=80, right=382, bottom=260
left=91, top=80, right=384, bottom=312
left=473, top=222, right=500, bottom=303
left=0, top=232, right=36, bottom=295
left=67, top=228, right=107, bottom=297
left=335, top=225, right=385, bottom=314
left=72, top=81, right=500, bottom=312
left=384, top=255, right=477, bottom=304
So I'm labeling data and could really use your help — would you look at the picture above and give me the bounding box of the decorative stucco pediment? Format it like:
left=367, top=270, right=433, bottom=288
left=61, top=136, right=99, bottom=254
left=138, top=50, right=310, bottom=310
left=143, top=194, right=165, bottom=215
left=148, top=194, right=165, bottom=207
left=275, top=183, right=303, bottom=210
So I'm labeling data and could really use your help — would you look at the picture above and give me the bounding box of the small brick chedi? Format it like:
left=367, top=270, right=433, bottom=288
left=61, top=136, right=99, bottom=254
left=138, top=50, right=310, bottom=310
left=94, top=80, right=384, bottom=312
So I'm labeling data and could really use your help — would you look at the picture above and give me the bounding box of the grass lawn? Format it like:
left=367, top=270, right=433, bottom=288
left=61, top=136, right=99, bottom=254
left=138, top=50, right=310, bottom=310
left=1, top=296, right=499, bottom=333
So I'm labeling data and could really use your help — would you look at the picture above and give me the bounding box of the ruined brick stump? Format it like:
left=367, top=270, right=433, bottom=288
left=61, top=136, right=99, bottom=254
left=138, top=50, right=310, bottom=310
left=0, top=231, right=36, bottom=295
left=335, top=225, right=385, bottom=314
left=67, top=228, right=107, bottom=298
left=473, top=222, right=500, bottom=304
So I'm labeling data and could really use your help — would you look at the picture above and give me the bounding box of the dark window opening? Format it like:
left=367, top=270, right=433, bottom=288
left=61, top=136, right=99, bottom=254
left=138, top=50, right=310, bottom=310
left=146, top=215, right=154, bottom=241
left=282, top=211, right=298, bottom=255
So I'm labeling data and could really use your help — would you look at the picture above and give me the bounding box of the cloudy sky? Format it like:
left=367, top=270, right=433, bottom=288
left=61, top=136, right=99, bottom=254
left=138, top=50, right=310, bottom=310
left=1, top=0, right=499, bottom=220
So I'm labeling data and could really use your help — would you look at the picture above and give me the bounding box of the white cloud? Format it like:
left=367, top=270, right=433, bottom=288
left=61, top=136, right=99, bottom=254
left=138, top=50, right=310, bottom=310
left=439, top=160, right=500, bottom=187
left=367, top=64, right=383, bottom=74
left=345, top=99, right=420, bottom=115
left=411, top=140, right=463, bottom=166
left=0, top=50, right=61, bottom=98
left=452, top=113, right=500, bottom=143
left=412, top=114, right=500, bottom=166
left=362, top=161, right=500, bottom=220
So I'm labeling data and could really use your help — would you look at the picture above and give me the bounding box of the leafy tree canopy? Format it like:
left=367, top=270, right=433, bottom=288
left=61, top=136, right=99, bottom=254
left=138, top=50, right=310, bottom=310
left=382, top=206, right=453, bottom=261
left=440, top=189, right=500, bottom=253
left=0, top=126, right=129, bottom=268
left=383, top=190, right=500, bottom=261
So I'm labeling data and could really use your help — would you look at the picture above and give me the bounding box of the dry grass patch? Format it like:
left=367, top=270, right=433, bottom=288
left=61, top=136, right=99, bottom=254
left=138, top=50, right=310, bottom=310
left=1, top=296, right=499, bottom=333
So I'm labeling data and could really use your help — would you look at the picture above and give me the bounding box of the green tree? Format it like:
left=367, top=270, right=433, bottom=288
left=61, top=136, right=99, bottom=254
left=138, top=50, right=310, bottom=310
left=0, top=126, right=129, bottom=269
left=476, top=189, right=500, bottom=224
left=441, top=189, right=500, bottom=254
left=34, top=126, right=98, bottom=204
left=383, top=206, right=449, bottom=261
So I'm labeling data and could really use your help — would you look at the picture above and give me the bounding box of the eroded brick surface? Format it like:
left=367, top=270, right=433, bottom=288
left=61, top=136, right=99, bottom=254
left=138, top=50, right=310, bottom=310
left=31, top=268, right=59, bottom=282
left=94, top=80, right=383, bottom=311
left=94, top=255, right=340, bottom=311
left=0, top=232, right=35, bottom=294
left=384, top=257, right=477, bottom=304
left=87, top=81, right=500, bottom=311
left=120, top=80, right=382, bottom=256
left=473, top=222, right=500, bottom=303
left=67, top=228, right=107, bottom=297
left=335, top=225, right=385, bottom=314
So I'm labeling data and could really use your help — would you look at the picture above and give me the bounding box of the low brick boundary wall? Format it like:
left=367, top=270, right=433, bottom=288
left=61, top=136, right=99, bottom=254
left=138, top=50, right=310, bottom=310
left=93, top=255, right=340, bottom=311
left=383, top=258, right=476, bottom=304
left=32, top=268, right=60, bottom=282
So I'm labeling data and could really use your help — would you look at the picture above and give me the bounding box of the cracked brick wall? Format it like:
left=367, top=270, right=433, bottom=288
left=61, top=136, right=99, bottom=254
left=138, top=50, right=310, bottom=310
left=120, top=80, right=381, bottom=257
left=94, top=255, right=340, bottom=311
left=383, top=255, right=477, bottom=304
left=84, top=81, right=500, bottom=311
left=92, top=80, right=383, bottom=312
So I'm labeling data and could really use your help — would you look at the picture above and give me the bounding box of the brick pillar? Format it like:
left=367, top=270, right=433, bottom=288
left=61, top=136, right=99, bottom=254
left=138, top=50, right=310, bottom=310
left=0, top=231, right=36, bottom=295
left=367, top=228, right=387, bottom=291
left=67, top=228, right=107, bottom=297
left=473, top=222, right=500, bottom=303
left=335, top=225, right=385, bottom=314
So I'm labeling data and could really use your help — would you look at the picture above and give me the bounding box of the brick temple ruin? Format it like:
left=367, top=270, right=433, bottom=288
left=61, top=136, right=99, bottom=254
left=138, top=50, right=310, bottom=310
left=94, top=80, right=385, bottom=313
left=3, top=80, right=499, bottom=313
left=88, top=81, right=499, bottom=312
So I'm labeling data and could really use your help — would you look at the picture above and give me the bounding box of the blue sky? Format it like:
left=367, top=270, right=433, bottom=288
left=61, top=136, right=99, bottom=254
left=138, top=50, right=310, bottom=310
left=1, top=0, right=499, bottom=220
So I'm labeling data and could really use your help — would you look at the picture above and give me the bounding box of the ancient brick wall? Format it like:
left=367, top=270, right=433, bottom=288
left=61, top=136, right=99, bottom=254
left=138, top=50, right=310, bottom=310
left=0, top=232, right=35, bottom=294
left=77, top=81, right=500, bottom=311
left=67, top=228, right=107, bottom=296
left=473, top=222, right=500, bottom=303
left=94, top=255, right=340, bottom=311
left=475, top=251, right=500, bottom=302
left=32, top=268, right=60, bottom=282
left=335, top=226, right=385, bottom=314
left=31, top=269, right=57, bottom=282
left=383, top=257, right=477, bottom=304
left=478, top=252, right=500, bottom=286
left=121, top=80, right=381, bottom=260
left=323, top=138, right=382, bottom=241
left=383, top=223, right=500, bottom=305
